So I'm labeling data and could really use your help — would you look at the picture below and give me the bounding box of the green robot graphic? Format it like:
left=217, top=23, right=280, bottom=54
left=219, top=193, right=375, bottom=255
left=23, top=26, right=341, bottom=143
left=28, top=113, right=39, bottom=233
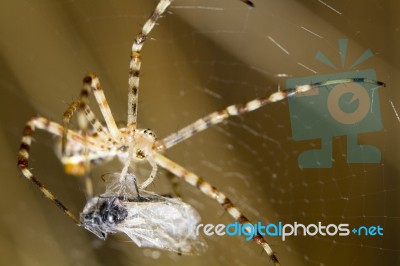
left=286, top=40, right=383, bottom=168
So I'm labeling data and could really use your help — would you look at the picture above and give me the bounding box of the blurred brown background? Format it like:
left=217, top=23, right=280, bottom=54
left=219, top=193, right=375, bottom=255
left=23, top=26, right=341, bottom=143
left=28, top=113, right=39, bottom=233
left=0, top=0, right=399, bottom=265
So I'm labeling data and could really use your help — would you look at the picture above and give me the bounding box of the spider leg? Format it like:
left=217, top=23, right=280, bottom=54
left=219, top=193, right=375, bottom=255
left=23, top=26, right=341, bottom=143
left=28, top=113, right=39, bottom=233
left=62, top=100, right=116, bottom=158
left=21, top=116, right=106, bottom=150
left=138, top=156, right=158, bottom=189
left=156, top=78, right=385, bottom=150
left=62, top=74, right=122, bottom=195
left=127, top=0, right=172, bottom=130
left=62, top=99, right=113, bottom=156
left=127, top=0, right=253, bottom=131
left=81, top=73, right=121, bottom=139
left=152, top=152, right=280, bottom=266
left=17, top=116, right=82, bottom=224
left=62, top=101, right=101, bottom=196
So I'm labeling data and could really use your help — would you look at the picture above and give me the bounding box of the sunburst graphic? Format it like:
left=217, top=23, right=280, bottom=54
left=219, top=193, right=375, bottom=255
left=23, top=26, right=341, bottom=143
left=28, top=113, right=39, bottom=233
left=315, top=39, right=374, bottom=69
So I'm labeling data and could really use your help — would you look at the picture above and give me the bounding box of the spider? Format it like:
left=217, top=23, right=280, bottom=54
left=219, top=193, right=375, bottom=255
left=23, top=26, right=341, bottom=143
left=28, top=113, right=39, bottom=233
left=17, top=0, right=385, bottom=265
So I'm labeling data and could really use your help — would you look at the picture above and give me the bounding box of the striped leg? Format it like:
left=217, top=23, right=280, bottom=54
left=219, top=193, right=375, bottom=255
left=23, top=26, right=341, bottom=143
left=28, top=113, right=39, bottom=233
left=152, top=152, right=280, bottom=265
left=81, top=73, right=121, bottom=139
left=61, top=74, right=120, bottom=196
left=126, top=0, right=254, bottom=130
left=138, top=156, right=158, bottom=189
left=22, top=116, right=106, bottom=150
left=62, top=97, right=112, bottom=156
left=127, top=0, right=172, bottom=129
left=17, top=116, right=81, bottom=224
left=62, top=96, right=114, bottom=164
left=62, top=102, right=113, bottom=155
left=156, top=78, right=385, bottom=150
left=62, top=80, right=118, bottom=196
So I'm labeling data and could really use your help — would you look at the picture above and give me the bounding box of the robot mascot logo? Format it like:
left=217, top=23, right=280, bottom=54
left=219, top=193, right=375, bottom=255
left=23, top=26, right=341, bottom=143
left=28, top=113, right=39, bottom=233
left=286, top=39, right=383, bottom=168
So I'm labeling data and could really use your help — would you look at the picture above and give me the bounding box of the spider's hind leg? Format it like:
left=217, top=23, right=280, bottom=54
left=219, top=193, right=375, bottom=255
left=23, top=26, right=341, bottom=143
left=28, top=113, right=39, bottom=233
left=18, top=116, right=81, bottom=224
left=153, top=152, right=280, bottom=265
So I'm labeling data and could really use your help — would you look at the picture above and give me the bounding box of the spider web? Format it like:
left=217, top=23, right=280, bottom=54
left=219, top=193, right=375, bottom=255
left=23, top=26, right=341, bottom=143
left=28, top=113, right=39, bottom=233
left=0, top=0, right=399, bottom=265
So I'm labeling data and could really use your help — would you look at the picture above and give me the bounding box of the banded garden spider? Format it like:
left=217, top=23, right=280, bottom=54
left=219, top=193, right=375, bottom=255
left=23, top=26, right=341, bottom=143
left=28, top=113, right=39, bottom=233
left=17, top=0, right=385, bottom=265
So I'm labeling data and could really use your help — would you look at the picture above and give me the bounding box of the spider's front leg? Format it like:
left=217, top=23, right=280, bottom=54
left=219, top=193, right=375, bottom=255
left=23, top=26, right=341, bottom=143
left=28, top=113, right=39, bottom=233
left=125, top=0, right=254, bottom=130
left=61, top=73, right=123, bottom=196
left=127, top=0, right=172, bottom=130
left=17, top=116, right=88, bottom=224
left=152, top=152, right=280, bottom=266
left=61, top=73, right=121, bottom=162
left=156, top=78, right=385, bottom=150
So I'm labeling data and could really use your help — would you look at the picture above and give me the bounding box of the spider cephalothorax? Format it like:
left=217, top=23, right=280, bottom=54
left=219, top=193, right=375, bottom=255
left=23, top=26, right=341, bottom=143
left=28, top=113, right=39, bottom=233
left=116, top=128, right=158, bottom=160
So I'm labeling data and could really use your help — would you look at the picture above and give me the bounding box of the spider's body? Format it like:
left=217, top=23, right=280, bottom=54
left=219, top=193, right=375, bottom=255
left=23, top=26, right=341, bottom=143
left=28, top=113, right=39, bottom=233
left=61, top=126, right=158, bottom=167
left=17, top=0, right=385, bottom=265
left=60, top=87, right=160, bottom=184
